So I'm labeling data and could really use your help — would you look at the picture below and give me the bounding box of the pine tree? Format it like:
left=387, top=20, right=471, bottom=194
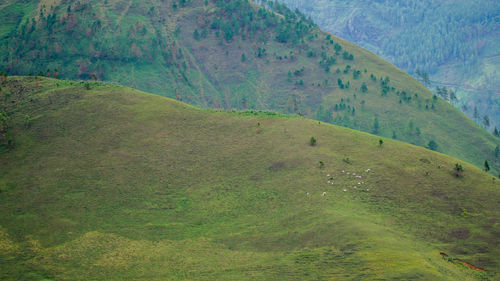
left=473, top=107, right=479, bottom=120
left=193, top=29, right=200, bottom=40
left=483, top=115, right=490, bottom=128
left=361, top=82, right=368, bottom=93
left=484, top=160, right=490, bottom=172
left=428, top=140, right=438, bottom=151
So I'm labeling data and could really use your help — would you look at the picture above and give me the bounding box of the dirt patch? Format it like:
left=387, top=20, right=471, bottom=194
left=268, top=162, right=285, bottom=172
left=430, top=189, right=449, bottom=201
left=440, top=252, right=488, bottom=272
left=249, top=173, right=262, bottom=181
left=448, top=228, right=470, bottom=240
left=457, top=260, right=488, bottom=272
left=419, top=158, right=431, bottom=164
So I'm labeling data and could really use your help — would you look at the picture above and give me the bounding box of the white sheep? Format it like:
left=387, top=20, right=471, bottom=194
left=322, top=192, right=327, bottom=196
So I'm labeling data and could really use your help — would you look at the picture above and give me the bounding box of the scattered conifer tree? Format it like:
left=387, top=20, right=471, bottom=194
left=361, top=82, right=367, bottom=93
left=193, top=29, right=200, bottom=41
left=483, top=115, right=490, bottom=128
left=428, top=140, right=438, bottom=151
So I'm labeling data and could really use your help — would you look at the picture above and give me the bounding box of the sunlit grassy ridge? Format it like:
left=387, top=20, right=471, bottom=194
left=0, top=77, right=499, bottom=280
left=0, top=0, right=499, bottom=174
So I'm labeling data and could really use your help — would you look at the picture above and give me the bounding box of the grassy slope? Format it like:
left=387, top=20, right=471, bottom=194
left=0, top=77, right=499, bottom=280
left=0, top=0, right=499, bottom=174
left=276, top=0, right=500, bottom=129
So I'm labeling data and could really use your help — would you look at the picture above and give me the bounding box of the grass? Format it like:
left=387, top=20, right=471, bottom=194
left=0, top=76, right=499, bottom=280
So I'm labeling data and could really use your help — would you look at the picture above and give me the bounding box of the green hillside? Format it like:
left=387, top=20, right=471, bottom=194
left=0, top=76, right=499, bottom=280
left=276, top=0, right=500, bottom=131
left=0, top=0, right=499, bottom=174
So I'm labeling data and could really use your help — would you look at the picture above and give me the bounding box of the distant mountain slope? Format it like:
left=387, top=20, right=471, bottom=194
left=0, top=77, right=499, bottom=280
left=276, top=0, right=500, bottom=133
left=0, top=0, right=499, bottom=174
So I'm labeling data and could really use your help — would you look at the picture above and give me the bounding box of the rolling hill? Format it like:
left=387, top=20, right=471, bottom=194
left=0, top=76, right=499, bottom=280
left=0, top=0, right=499, bottom=174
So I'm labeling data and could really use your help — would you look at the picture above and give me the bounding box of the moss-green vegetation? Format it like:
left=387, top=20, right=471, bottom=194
left=0, top=77, right=499, bottom=280
left=0, top=0, right=499, bottom=174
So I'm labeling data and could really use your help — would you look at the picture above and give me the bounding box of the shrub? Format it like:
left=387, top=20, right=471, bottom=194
left=343, top=156, right=351, bottom=164
left=310, top=136, right=317, bottom=146
left=453, top=163, right=463, bottom=177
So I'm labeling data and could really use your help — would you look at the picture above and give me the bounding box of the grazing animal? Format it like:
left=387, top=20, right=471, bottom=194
left=322, top=192, right=327, bottom=196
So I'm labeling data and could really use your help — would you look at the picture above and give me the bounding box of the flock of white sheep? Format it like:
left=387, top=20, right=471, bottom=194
left=309, top=168, right=373, bottom=197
